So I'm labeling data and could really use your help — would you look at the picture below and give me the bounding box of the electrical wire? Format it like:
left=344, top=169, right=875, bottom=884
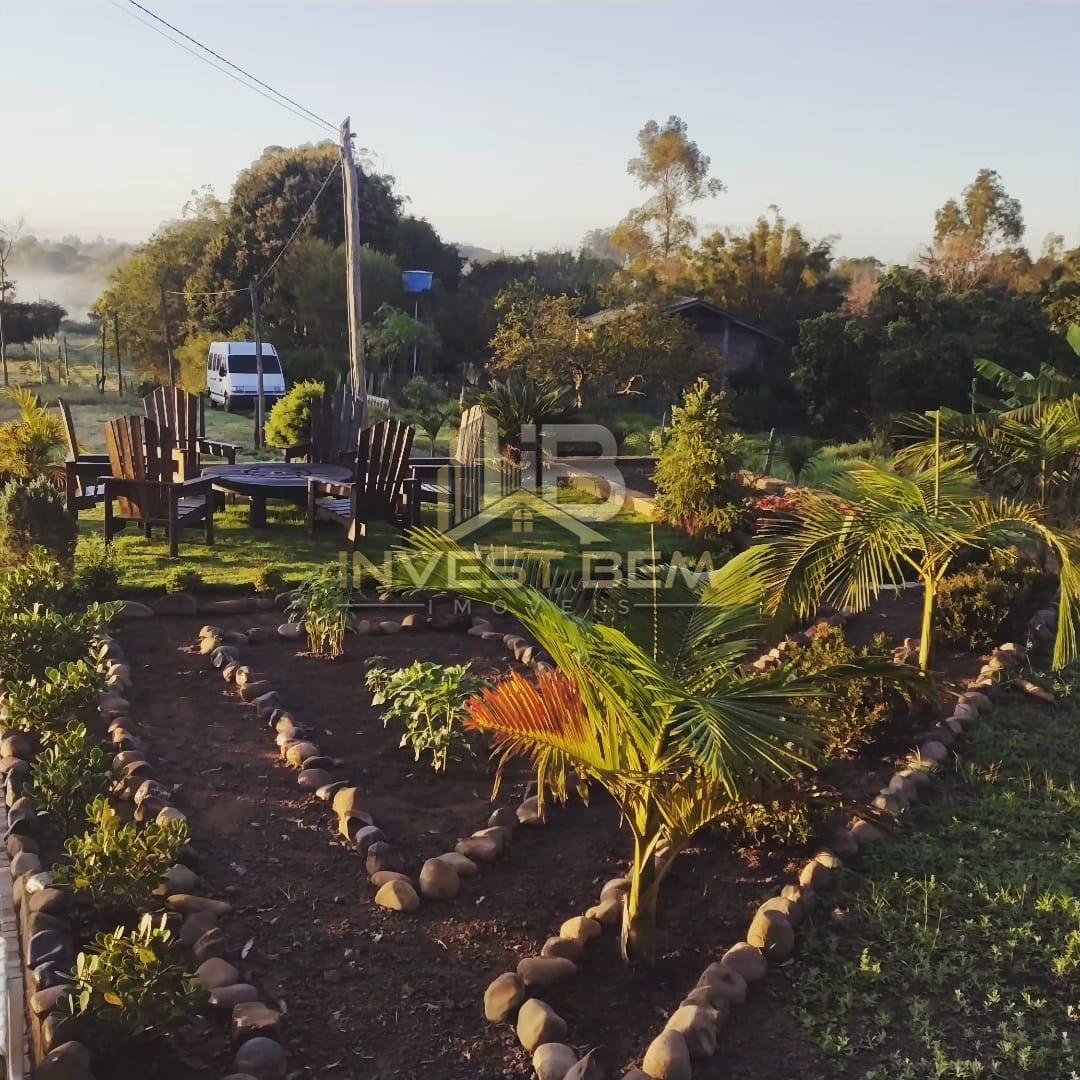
left=107, top=0, right=337, bottom=134
left=165, top=158, right=343, bottom=298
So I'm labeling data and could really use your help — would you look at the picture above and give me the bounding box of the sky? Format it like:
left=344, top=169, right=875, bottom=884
left=3, top=0, right=1078, bottom=265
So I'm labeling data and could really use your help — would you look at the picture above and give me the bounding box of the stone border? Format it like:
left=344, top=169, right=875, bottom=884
left=194, top=614, right=551, bottom=916
left=0, top=800, right=28, bottom=1080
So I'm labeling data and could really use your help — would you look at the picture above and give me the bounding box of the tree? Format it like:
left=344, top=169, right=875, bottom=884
left=0, top=218, right=23, bottom=388
left=384, top=532, right=919, bottom=964
left=923, top=169, right=1025, bottom=291
left=790, top=313, right=870, bottom=435
left=613, top=116, right=725, bottom=273
left=686, top=208, right=841, bottom=336
left=580, top=227, right=622, bottom=265
left=759, top=457, right=1080, bottom=672
left=364, top=304, right=440, bottom=387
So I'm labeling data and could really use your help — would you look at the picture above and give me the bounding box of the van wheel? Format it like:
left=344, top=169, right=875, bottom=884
left=208, top=394, right=219, bottom=410
left=223, top=395, right=233, bottom=413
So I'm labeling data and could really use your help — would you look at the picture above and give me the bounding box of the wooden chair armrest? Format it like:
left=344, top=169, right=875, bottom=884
left=69, top=453, right=111, bottom=464
left=308, top=478, right=353, bottom=499
left=197, top=437, right=243, bottom=460
left=176, top=475, right=214, bottom=494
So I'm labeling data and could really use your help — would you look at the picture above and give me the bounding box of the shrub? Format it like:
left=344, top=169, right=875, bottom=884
left=28, top=724, right=111, bottom=831
left=54, top=798, right=190, bottom=911
left=398, top=376, right=449, bottom=416
left=365, top=658, right=488, bottom=772
left=3, top=655, right=109, bottom=739
left=252, top=565, right=286, bottom=595
left=288, top=564, right=349, bottom=659
left=264, top=380, right=325, bottom=449
left=163, top=567, right=202, bottom=595
left=652, top=379, right=746, bottom=538
left=620, top=430, right=652, bottom=455
left=937, top=561, right=1048, bottom=651
left=72, top=537, right=122, bottom=600
left=0, top=608, right=113, bottom=684
left=0, top=476, right=77, bottom=565
left=0, top=547, right=67, bottom=611
left=58, top=914, right=200, bottom=1055
left=0, top=387, right=66, bottom=479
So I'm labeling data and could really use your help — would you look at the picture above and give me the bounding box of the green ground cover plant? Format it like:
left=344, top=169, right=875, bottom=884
left=28, top=723, right=111, bottom=831
left=793, top=696, right=1080, bottom=1078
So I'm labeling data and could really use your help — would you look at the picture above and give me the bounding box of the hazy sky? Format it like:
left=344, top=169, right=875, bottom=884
left=4, top=0, right=1078, bottom=264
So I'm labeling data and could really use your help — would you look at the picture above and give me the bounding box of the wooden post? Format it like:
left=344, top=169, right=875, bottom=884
left=35, top=339, right=43, bottom=384
left=159, top=286, right=177, bottom=389
left=62, top=335, right=70, bottom=383
left=339, top=117, right=367, bottom=425
left=112, top=313, right=123, bottom=396
left=99, top=319, right=106, bottom=393
left=250, top=278, right=265, bottom=451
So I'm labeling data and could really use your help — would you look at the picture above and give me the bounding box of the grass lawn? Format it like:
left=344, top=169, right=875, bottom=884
left=792, top=694, right=1080, bottom=1078
left=80, top=494, right=710, bottom=595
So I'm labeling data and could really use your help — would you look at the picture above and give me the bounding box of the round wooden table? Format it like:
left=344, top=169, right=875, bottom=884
left=202, top=462, right=352, bottom=528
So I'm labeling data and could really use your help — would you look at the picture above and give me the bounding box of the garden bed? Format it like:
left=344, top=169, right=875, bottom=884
left=113, top=609, right=879, bottom=1079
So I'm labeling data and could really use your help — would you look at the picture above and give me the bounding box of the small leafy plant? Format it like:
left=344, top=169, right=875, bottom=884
left=937, top=559, right=1048, bottom=651
left=0, top=475, right=77, bottom=566
left=163, top=566, right=202, bottom=595
left=0, top=546, right=68, bottom=611
left=3, top=654, right=109, bottom=738
left=0, top=605, right=116, bottom=683
left=365, top=658, right=488, bottom=772
left=54, top=798, right=190, bottom=911
left=72, top=537, right=121, bottom=599
left=28, top=724, right=111, bottom=831
left=58, top=913, right=200, bottom=1055
left=288, top=564, right=349, bottom=659
left=252, top=565, right=286, bottom=595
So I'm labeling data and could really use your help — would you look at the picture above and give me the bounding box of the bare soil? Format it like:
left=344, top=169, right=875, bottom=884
left=105, top=592, right=982, bottom=1080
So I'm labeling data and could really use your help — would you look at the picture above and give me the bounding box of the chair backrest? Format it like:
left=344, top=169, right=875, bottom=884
left=57, top=399, right=80, bottom=459
left=353, top=419, right=415, bottom=515
left=144, top=387, right=203, bottom=450
left=104, top=415, right=175, bottom=521
left=455, top=405, right=485, bottom=466
left=309, top=372, right=365, bottom=464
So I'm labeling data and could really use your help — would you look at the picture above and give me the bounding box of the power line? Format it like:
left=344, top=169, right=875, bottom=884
left=108, top=0, right=336, bottom=134
left=166, top=159, right=342, bottom=298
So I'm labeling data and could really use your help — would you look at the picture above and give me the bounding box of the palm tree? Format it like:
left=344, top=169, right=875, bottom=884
left=758, top=457, right=1080, bottom=672
left=779, top=435, right=821, bottom=486
left=897, top=399, right=1080, bottom=524
left=383, top=530, right=922, bottom=964
left=0, top=387, right=65, bottom=478
left=467, top=375, right=573, bottom=462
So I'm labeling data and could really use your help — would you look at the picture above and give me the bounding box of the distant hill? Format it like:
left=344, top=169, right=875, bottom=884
left=455, top=243, right=503, bottom=265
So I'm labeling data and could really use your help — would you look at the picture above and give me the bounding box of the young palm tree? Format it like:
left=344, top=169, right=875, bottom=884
left=758, top=458, right=1080, bottom=671
left=383, top=529, right=922, bottom=964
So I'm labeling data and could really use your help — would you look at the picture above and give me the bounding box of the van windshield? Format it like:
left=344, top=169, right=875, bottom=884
left=227, top=355, right=282, bottom=375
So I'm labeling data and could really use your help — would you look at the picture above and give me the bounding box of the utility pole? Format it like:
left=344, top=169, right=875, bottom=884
left=339, top=116, right=367, bottom=422
left=159, top=286, right=177, bottom=388
left=35, top=339, right=43, bottom=384
left=62, top=335, right=69, bottom=384
left=249, top=278, right=265, bottom=450
left=112, top=313, right=123, bottom=396
left=98, top=319, right=106, bottom=393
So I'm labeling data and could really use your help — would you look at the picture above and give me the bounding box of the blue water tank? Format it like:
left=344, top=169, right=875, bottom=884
left=402, top=270, right=433, bottom=294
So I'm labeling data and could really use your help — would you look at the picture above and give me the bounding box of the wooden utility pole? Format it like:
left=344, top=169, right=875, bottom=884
left=112, top=313, right=123, bottom=396
left=159, top=287, right=177, bottom=388
left=35, top=339, right=43, bottom=384
left=249, top=278, right=265, bottom=450
left=339, top=116, right=367, bottom=421
left=62, top=336, right=70, bottom=383
left=98, top=319, right=106, bottom=393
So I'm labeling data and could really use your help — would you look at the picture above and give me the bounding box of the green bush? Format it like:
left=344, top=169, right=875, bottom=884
left=0, top=387, right=66, bottom=479
left=58, top=914, right=199, bottom=1055
left=365, top=658, right=488, bottom=773
left=72, top=537, right=122, bottom=600
left=0, top=608, right=114, bottom=684
left=163, top=567, right=202, bottom=595
left=937, top=561, right=1047, bottom=651
left=652, top=379, right=747, bottom=538
left=28, top=724, right=111, bottom=831
left=252, top=565, right=286, bottom=595
left=0, top=547, right=67, bottom=611
left=397, top=376, right=449, bottom=416
left=0, top=476, right=76, bottom=566
left=3, top=655, right=109, bottom=739
left=54, top=798, right=190, bottom=911
left=264, top=380, right=325, bottom=449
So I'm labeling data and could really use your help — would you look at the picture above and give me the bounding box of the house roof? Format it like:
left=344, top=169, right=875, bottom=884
left=581, top=295, right=783, bottom=343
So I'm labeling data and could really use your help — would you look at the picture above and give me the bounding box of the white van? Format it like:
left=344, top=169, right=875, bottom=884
left=206, top=342, right=287, bottom=412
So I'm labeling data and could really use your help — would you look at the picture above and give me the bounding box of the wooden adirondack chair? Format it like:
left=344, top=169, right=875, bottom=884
left=408, top=404, right=487, bottom=526
left=57, top=398, right=111, bottom=521
left=284, top=374, right=364, bottom=465
left=143, top=386, right=241, bottom=480
left=103, top=416, right=214, bottom=558
left=307, top=420, right=419, bottom=547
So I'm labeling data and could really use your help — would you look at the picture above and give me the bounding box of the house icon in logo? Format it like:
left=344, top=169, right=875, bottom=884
left=445, top=486, right=608, bottom=545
